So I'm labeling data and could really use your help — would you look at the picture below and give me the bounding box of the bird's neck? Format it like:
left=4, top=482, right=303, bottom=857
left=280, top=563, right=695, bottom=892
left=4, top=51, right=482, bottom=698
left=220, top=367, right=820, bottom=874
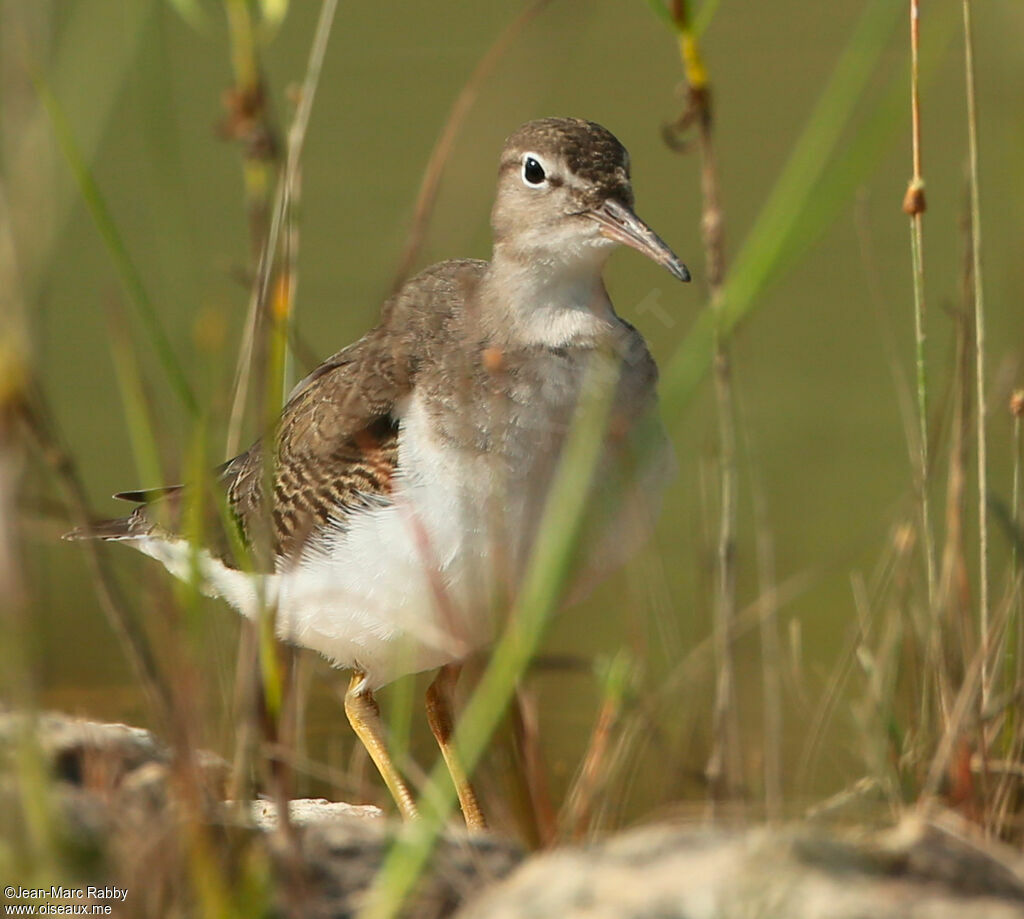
left=481, top=243, right=616, bottom=349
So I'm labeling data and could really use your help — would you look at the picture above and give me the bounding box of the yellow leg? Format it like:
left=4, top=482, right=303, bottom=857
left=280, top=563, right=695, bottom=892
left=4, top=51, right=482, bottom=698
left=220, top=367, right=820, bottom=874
left=344, top=671, right=419, bottom=821
left=426, top=664, right=487, bottom=831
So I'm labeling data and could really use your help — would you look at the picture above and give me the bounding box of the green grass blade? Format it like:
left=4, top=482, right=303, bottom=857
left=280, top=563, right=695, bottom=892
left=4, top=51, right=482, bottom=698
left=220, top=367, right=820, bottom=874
left=106, top=308, right=165, bottom=491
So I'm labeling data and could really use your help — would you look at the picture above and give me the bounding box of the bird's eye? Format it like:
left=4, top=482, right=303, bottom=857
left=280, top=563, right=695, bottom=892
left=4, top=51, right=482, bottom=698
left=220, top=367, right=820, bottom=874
left=522, top=155, right=546, bottom=186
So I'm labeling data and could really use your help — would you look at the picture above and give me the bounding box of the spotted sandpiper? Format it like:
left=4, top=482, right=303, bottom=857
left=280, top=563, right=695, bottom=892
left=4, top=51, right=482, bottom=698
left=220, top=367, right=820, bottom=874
left=66, top=117, right=690, bottom=829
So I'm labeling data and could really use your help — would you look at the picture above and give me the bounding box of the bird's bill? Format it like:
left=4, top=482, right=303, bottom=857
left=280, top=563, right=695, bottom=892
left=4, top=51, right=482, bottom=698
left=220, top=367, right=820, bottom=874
left=588, top=199, right=691, bottom=283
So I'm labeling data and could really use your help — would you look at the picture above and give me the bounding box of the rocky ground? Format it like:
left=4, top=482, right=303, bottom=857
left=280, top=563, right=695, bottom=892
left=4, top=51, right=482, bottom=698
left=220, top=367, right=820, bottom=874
left=2, top=712, right=1024, bottom=918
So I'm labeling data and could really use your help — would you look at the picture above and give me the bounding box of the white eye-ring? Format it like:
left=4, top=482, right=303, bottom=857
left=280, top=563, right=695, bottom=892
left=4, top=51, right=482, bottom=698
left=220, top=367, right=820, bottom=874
left=521, top=153, right=548, bottom=187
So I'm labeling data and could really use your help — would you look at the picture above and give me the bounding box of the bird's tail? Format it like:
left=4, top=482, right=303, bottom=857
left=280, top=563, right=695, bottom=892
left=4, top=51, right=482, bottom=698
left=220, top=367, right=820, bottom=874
left=62, top=508, right=152, bottom=542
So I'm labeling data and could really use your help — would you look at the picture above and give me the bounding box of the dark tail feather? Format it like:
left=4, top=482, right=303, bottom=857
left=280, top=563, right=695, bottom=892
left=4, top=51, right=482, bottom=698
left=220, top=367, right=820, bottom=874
left=114, top=484, right=183, bottom=503
left=63, top=511, right=150, bottom=541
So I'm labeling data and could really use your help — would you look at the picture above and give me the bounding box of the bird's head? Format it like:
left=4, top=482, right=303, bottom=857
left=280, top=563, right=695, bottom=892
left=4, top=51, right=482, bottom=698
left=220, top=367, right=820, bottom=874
left=491, top=117, right=690, bottom=283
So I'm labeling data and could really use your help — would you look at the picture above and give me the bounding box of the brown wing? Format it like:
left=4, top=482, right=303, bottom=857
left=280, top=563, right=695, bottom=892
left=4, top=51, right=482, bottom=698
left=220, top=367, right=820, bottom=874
left=224, top=329, right=409, bottom=567
left=68, top=337, right=404, bottom=570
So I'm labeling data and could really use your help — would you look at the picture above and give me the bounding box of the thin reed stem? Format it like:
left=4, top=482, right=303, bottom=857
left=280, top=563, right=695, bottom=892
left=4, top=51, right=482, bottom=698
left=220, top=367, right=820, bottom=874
left=935, top=279, right=972, bottom=725
left=906, top=135, right=936, bottom=737
left=512, top=686, right=558, bottom=847
left=221, top=0, right=280, bottom=263
left=225, top=0, right=338, bottom=456
left=904, top=0, right=935, bottom=608
left=709, top=348, right=742, bottom=803
left=563, top=652, right=632, bottom=840
left=665, top=0, right=742, bottom=806
left=221, top=0, right=338, bottom=828
left=740, top=405, right=783, bottom=819
left=1012, top=392, right=1023, bottom=689
left=920, top=598, right=1010, bottom=803
left=961, top=0, right=990, bottom=707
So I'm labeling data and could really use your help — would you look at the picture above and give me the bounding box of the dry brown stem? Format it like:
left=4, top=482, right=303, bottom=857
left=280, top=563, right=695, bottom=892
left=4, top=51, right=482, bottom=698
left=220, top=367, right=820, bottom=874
left=665, top=0, right=743, bottom=809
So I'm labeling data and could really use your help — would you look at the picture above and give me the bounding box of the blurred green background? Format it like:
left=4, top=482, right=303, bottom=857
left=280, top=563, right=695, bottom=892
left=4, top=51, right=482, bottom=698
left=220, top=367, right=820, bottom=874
left=5, top=0, right=1024, bottom=822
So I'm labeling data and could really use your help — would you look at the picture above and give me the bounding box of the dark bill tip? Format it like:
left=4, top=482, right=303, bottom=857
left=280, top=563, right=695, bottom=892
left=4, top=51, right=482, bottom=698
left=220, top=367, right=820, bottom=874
left=589, top=199, right=690, bottom=283
left=667, top=257, right=691, bottom=283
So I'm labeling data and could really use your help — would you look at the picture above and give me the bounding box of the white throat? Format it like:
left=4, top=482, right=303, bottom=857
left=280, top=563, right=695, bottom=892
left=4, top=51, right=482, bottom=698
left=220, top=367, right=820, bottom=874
left=486, top=244, right=617, bottom=349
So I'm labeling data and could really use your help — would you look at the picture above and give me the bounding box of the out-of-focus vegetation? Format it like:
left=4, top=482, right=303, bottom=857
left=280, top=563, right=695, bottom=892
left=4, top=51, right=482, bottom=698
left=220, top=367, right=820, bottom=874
left=3, top=1, right=1024, bottom=913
